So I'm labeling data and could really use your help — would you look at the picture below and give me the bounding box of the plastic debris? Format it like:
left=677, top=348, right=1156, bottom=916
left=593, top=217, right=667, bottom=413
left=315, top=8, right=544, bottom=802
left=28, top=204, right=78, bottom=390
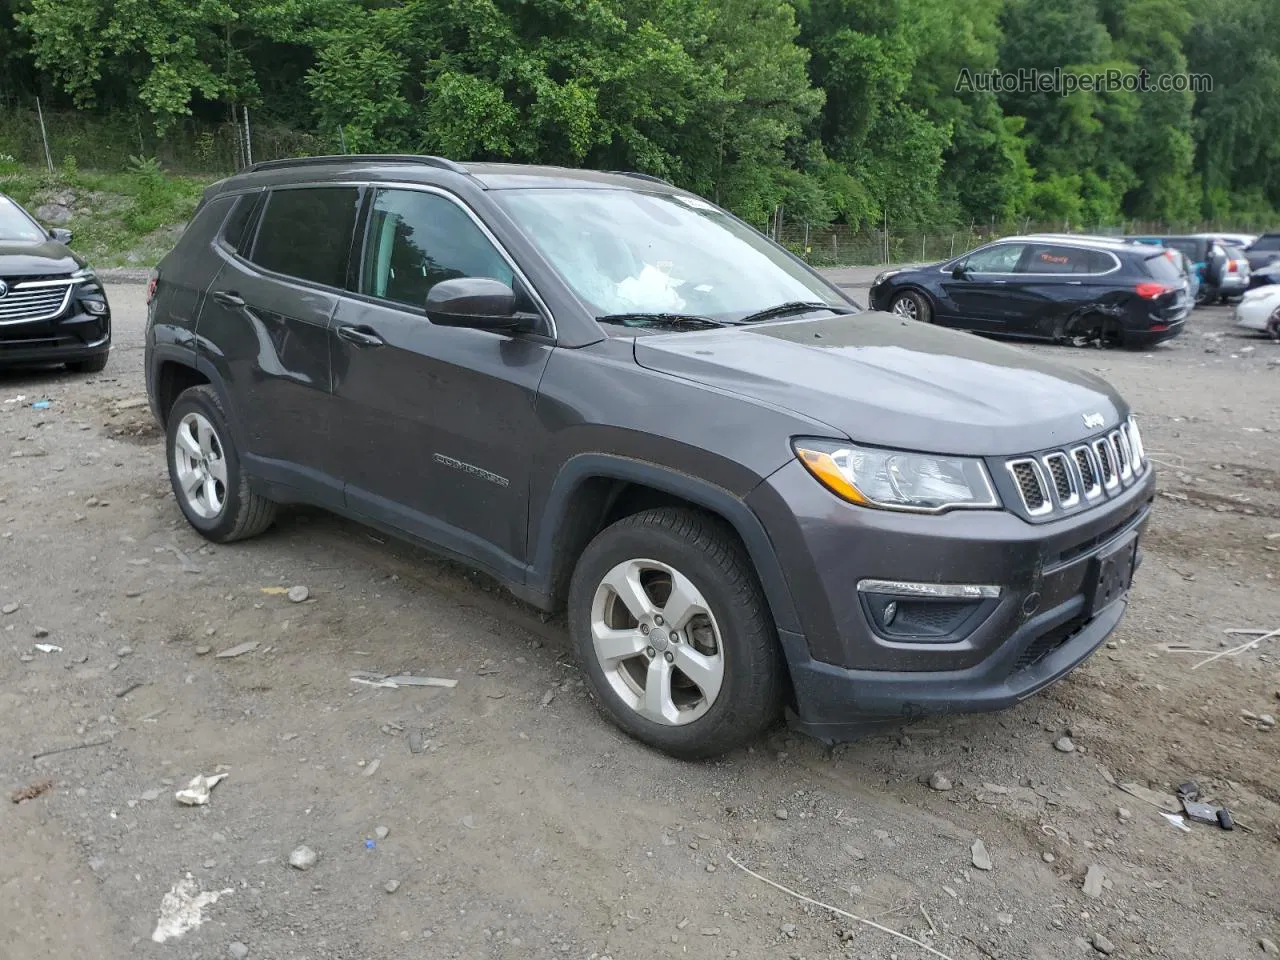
left=151, top=874, right=231, bottom=943
left=31, top=400, right=51, bottom=410
left=33, top=643, right=62, bottom=653
left=215, top=641, right=259, bottom=659
left=1161, top=812, right=1193, bottom=833
left=259, top=587, right=289, bottom=596
left=350, top=673, right=457, bottom=689
left=175, top=773, right=228, bottom=806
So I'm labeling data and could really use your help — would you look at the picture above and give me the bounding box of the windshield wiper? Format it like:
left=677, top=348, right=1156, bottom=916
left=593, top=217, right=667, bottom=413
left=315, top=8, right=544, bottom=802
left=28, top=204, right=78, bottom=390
left=597, top=312, right=726, bottom=331
left=737, top=301, right=852, bottom=324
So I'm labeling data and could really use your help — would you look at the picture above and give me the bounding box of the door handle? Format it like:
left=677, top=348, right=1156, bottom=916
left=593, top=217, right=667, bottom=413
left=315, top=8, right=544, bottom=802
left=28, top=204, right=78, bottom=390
left=1066, top=280, right=1083, bottom=285
left=212, top=290, right=245, bottom=308
left=336, top=324, right=385, bottom=348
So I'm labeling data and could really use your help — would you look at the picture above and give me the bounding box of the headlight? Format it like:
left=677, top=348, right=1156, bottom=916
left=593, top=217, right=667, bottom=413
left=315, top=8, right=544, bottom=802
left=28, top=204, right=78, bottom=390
left=873, top=270, right=901, bottom=286
left=71, top=267, right=97, bottom=283
left=793, top=439, right=1000, bottom=512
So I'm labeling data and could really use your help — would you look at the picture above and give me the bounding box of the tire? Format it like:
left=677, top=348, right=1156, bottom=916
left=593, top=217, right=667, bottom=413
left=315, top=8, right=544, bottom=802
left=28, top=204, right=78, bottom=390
left=568, top=507, right=785, bottom=759
left=889, top=289, right=932, bottom=323
left=69, top=353, right=109, bottom=374
left=166, top=385, right=276, bottom=543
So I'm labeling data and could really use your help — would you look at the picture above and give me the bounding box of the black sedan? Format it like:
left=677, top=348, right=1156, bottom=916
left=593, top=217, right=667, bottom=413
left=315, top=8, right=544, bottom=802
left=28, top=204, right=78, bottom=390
left=0, top=192, right=111, bottom=373
left=869, top=235, right=1191, bottom=347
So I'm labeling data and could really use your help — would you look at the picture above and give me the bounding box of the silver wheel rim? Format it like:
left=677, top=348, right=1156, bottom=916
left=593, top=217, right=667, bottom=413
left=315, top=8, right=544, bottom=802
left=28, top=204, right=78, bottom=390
left=590, top=558, right=725, bottom=726
left=173, top=412, right=228, bottom=521
left=891, top=295, right=919, bottom=320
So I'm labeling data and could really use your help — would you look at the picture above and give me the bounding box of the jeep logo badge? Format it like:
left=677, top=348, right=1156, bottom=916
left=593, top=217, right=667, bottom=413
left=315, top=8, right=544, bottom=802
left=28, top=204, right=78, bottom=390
left=1083, top=412, right=1105, bottom=429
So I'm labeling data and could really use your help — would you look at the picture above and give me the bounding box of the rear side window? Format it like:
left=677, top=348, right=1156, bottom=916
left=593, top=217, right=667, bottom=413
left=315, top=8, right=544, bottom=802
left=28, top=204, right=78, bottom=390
left=250, top=187, right=360, bottom=288
left=220, top=193, right=261, bottom=253
left=1020, top=244, right=1113, bottom=275
left=1143, top=251, right=1185, bottom=284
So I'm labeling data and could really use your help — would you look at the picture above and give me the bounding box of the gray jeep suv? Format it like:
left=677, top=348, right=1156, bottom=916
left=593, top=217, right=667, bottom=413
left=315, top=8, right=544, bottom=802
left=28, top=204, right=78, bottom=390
left=144, top=155, right=1154, bottom=758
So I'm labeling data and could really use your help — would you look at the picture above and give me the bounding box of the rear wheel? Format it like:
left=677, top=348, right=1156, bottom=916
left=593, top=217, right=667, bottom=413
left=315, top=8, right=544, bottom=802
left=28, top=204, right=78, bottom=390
left=568, top=508, right=785, bottom=759
left=166, top=385, right=276, bottom=543
left=890, top=290, right=932, bottom=323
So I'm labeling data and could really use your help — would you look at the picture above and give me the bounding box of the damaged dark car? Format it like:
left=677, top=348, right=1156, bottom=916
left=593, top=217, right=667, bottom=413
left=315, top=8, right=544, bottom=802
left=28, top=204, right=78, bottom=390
left=870, top=234, right=1190, bottom=347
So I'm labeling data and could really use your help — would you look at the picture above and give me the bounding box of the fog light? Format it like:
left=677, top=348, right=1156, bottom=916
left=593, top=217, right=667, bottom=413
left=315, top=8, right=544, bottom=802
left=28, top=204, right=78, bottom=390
left=857, top=580, right=1002, bottom=643
left=82, top=298, right=108, bottom=316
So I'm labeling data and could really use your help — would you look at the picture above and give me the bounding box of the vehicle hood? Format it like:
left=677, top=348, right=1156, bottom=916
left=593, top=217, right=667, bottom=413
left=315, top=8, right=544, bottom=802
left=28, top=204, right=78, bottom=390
left=632, top=312, right=1129, bottom=456
left=0, top=241, right=83, bottom=277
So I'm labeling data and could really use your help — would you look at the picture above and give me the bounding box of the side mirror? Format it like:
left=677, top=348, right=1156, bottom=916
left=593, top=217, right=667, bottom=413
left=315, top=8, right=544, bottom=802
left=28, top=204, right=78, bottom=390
left=425, top=277, right=535, bottom=332
left=951, top=263, right=969, bottom=280
left=49, top=228, right=73, bottom=245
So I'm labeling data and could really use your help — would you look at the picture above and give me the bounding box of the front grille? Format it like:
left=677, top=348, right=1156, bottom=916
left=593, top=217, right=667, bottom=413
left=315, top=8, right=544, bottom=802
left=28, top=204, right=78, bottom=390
left=1005, top=424, right=1149, bottom=519
left=0, top=281, right=74, bottom=325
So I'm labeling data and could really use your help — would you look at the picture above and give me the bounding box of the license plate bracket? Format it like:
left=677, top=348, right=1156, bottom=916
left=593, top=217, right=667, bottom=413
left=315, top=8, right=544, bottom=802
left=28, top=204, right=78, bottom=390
left=1087, top=533, right=1138, bottom=617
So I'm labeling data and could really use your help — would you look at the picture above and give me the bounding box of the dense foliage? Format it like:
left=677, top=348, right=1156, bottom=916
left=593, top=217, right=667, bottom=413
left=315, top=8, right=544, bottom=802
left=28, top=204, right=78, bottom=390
left=1, top=0, right=1276, bottom=227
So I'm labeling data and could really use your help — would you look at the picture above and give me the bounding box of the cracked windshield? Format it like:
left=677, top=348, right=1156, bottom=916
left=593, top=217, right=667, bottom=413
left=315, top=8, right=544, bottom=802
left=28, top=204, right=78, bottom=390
left=496, top=188, right=848, bottom=324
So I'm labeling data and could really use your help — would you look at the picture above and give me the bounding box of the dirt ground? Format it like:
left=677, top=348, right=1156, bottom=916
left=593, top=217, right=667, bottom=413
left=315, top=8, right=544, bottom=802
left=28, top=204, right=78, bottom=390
left=2, top=281, right=1278, bottom=960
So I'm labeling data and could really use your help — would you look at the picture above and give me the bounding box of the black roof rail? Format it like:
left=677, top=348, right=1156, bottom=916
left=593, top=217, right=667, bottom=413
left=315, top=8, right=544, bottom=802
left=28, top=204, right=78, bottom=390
left=244, top=154, right=470, bottom=175
left=607, top=170, right=673, bottom=186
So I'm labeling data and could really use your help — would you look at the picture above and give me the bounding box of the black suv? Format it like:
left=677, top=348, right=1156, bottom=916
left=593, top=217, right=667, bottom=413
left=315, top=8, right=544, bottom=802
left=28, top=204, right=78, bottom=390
left=870, top=234, right=1190, bottom=346
left=0, top=192, right=111, bottom=372
left=145, top=156, right=1154, bottom=757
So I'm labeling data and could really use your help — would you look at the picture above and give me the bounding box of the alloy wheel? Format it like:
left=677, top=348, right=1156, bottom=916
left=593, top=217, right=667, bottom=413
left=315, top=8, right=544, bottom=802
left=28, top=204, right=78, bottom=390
left=589, top=558, right=725, bottom=726
left=172, top=411, right=228, bottom=520
left=891, top=295, right=919, bottom=320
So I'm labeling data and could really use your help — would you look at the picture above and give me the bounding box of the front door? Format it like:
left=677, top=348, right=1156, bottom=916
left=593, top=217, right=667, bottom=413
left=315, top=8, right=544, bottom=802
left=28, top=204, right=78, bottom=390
left=329, top=186, right=555, bottom=581
left=940, top=242, right=1029, bottom=332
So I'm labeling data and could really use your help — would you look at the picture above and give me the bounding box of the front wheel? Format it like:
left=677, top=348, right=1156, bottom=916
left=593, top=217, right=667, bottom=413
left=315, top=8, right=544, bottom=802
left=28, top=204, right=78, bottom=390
left=890, top=290, right=932, bottom=323
left=68, top=353, right=109, bottom=374
left=568, top=508, right=785, bottom=759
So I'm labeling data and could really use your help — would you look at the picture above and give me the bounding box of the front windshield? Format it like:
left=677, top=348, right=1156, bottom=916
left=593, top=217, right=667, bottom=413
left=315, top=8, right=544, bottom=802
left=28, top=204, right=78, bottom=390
left=0, top=196, right=46, bottom=243
left=494, top=188, right=849, bottom=323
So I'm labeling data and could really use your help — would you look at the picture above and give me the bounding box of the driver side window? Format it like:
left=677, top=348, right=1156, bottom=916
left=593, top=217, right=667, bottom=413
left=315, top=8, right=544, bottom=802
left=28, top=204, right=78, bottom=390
left=360, top=189, right=513, bottom=309
left=963, top=243, right=1025, bottom=274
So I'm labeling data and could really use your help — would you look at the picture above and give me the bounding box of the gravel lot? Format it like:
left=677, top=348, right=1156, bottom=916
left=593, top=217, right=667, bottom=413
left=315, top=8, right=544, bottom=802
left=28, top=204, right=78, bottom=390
left=2, top=280, right=1278, bottom=960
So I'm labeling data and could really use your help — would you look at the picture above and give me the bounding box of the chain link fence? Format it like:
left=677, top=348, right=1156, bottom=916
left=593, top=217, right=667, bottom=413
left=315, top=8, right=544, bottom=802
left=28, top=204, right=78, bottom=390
left=0, top=106, right=338, bottom=175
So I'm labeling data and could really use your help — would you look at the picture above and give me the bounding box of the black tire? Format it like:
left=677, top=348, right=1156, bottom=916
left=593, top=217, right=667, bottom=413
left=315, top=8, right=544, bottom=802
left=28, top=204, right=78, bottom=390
left=68, top=352, right=109, bottom=374
left=166, top=385, right=276, bottom=543
left=890, top=289, right=932, bottom=323
left=568, top=507, right=785, bottom=759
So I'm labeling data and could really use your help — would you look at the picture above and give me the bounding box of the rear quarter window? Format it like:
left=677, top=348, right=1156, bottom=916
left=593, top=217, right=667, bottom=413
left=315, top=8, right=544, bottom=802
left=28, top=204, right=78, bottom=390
left=219, top=193, right=262, bottom=253
left=169, top=194, right=236, bottom=256
left=1143, top=251, right=1185, bottom=284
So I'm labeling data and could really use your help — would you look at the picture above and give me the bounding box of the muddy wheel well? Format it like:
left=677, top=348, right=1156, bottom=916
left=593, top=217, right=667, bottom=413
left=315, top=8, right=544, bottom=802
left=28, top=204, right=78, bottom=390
left=155, top=362, right=210, bottom=425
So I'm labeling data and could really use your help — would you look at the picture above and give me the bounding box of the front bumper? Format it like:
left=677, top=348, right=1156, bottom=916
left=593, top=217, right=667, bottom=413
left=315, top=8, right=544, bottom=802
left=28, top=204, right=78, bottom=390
left=748, top=458, right=1155, bottom=738
left=0, top=307, right=110, bottom=367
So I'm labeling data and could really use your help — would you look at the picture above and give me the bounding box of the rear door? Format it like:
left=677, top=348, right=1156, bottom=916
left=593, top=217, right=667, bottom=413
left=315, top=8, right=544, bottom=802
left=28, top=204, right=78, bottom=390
left=197, top=184, right=361, bottom=506
left=329, top=185, right=555, bottom=580
left=939, top=242, right=1028, bottom=333
left=1012, top=243, right=1118, bottom=338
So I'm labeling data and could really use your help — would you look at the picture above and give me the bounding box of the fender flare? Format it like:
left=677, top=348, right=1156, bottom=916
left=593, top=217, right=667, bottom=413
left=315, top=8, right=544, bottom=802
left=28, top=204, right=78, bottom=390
left=527, top=453, right=803, bottom=636
left=149, top=344, right=245, bottom=448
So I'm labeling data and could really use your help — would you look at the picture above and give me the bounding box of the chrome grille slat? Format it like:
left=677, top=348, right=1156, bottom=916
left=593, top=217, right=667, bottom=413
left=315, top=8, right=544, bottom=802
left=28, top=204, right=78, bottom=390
left=1071, top=445, right=1102, bottom=499
left=1007, top=459, right=1052, bottom=516
left=0, top=281, right=73, bottom=325
left=1043, top=452, right=1079, bottom=508
left=1110, top=430, right=1132, bottom=481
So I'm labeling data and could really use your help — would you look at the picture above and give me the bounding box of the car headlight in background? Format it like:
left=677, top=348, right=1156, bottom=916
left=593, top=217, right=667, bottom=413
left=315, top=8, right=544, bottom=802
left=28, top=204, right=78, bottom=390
left=872, top=269, right=901, bottom=286
left=793, top=439, right=999, bottom=512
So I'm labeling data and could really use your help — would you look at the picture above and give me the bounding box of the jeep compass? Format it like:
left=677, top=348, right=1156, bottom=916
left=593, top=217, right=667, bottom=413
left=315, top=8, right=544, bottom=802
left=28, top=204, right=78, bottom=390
left=145, top=156, right=1154, bottom=758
